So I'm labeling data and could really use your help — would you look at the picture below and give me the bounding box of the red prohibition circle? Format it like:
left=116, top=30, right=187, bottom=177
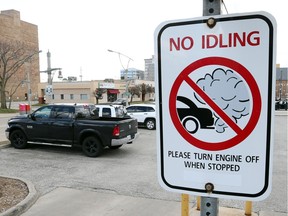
left=169, top=57, right=262, bottom=151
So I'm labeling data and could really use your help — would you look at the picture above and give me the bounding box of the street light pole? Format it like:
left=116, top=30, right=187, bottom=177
left=107, top=49, right=133, bottom=79
left=107, top=49, right=133, bottom=74
left=107, top=49, right=133, bottom=105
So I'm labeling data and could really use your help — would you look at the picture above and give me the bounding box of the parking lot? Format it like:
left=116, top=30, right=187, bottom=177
left=0, top=112, right=287, bottom=214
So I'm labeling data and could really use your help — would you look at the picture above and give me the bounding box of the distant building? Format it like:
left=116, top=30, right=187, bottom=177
left=38, top=79, right=155, bottom=104
left=0, top=10, right=40, bottom=101
left=276, top=66, right=288, bottom=100
left=119, top=56, right=155, bottom=82
left=67, top=76, right=77, bottom=82
left=120, top=68, right=144, bottom=80
left=144, top=55, right=155, bottom=81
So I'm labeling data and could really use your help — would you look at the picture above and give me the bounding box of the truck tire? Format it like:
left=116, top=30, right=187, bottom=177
left=145, top=119, right=156, bottom=130
left=10, top=130, right=28, bottom=149
left=82, top=136, right=103, bottom=157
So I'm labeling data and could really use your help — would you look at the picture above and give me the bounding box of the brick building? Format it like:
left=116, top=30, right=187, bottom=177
left=0, top=9, right=40, bottom=101
left=276, top=66, right=288, bottom=100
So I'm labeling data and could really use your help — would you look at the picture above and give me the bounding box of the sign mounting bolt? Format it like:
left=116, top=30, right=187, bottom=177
left=207, top=17, right=216, bottom=28
left=205, top=182, right=214, bottom=193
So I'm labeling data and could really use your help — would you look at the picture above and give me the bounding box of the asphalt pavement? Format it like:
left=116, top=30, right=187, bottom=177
left=0, top=110, right=287, bottom=216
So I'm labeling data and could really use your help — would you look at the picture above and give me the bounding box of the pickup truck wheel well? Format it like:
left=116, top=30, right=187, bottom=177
left=80, top=132, right=103, bottom=146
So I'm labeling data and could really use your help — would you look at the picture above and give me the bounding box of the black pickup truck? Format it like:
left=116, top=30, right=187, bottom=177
left=5, top=104, right=138, bottom=157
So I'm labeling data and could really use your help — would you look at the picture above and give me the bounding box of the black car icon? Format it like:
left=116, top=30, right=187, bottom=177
left=177, top=96, right=214, bottom=134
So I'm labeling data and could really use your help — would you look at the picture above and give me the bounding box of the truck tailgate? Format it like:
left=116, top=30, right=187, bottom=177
left=118, top=118, right=138, bottom=139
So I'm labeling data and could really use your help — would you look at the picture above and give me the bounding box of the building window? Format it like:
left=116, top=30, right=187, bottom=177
left=70, top=94, right=74, bottom=100
left=61, top=94, right=64, bottom=100
left=52, top=94, right=54, bottom=100
left=80, top=94, right=88, bottom=100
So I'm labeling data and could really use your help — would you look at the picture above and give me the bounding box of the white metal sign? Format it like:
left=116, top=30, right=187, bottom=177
left=154, top=12, right=276, bottom=200
left=45, top=85, right=53, bottom=96
left=99, top=82, right=115, bottom=89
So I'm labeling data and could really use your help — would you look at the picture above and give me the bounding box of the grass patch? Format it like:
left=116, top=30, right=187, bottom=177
left=32, top=103, right=46, bottom=107
left=0, top=108, right=18, bottom=113
left=129, top=101, right=155, bottom=104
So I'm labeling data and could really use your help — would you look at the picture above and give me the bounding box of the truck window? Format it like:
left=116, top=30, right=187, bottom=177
left=75, top=106, right=91, bottom=119
left=51, top=106, right=74, bottom=119
left=33, top=106, right=52, bottom=119
left=102, top=108, right=111, bottom=117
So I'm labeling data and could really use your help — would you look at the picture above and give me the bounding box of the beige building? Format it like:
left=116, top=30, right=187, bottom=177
left=0, top=10, right=40, bottom=101
left=38, top=79, right=155, bottom=104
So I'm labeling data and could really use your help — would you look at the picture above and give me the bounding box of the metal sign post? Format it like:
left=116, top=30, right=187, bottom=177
left=201, top=1, right=221, bottom=215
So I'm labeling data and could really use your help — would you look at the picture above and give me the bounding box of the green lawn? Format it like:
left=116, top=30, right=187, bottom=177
left=0, top=108, right=18, bottom=113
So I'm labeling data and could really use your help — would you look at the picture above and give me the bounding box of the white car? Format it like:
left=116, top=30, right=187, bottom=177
left=126, top=104, right=156, bottom=130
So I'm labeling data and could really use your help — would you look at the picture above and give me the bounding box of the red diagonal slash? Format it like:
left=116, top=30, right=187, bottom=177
left=184, top=76, right=242, bottom=134
left=169, top=57, right=261, bottom=150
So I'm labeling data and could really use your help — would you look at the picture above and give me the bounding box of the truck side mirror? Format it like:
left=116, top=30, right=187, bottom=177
left=28, top=113, right=36, bottom=121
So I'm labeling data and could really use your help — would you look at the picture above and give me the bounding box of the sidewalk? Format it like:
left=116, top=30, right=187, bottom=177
left=20, top=187, right=261, bottom=216
left=6, top=186, right=287, bottom=216
left=0, top=113, right=16, bottom=146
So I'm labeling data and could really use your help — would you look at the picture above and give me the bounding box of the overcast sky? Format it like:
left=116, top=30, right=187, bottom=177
left=1, top=0, right=287, bottom=82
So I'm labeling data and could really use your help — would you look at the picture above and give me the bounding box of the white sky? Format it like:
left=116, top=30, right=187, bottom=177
left=1, top=0, right=287, bottom=82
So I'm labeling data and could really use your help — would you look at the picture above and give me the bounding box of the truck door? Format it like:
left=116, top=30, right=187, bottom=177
left=48, top=106, right=74, bottom=144
left=26, top=106, right=54, bottom=141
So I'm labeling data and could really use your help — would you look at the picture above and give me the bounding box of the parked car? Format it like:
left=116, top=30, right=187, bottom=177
left=94, top=104, right=128, bottom=118
left=112, top=98, right=129, bottom=106
left=5, top=104, right=138, bottom=157
left=176, top=96, right=214, bottom=133
left=126, top=104, right=156, bottom=130
left=275, top=100, right=288, bottom=110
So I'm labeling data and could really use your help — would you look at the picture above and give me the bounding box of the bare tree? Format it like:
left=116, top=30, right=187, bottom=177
left=94, top=88, right=106, bottom=104
left=139, top=83, right=155, bottom=102
left=128, top=85, right=140, bottom=104
left=0, top=39, right=39, bottom=109
left=6, top=75, right=24, bottom=109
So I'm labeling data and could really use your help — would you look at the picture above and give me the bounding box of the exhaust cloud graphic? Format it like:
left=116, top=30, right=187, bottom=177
left=194, top=68, right=250, bottom=133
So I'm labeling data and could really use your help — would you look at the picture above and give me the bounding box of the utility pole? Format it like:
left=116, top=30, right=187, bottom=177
left=25, top=62, right=32, bottom=109
left=200, top=1, right=221, bottom=216
left=47, top=51, right=52, bottom=85
left=43, top=50, right=62, bottom=85
left=279, top=70, right=283, bottom=100
left=23, top=50, right=42, bottom=111
left=40, top=50, right=62, bottom=101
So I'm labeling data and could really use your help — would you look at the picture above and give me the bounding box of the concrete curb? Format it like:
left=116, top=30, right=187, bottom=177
left=0, top=176, right=39, bottom=216
left=190, top=206, right=258, bottom=216
left=0, top=141, right=10, bottom=148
